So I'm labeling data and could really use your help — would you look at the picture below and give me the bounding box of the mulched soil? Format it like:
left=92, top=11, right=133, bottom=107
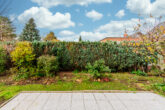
left=57, top=71, right=73, bottom=81
left=0, top=74, right=14, bottom=85
left=0, top=98, right=5, bottom=106
left=0, top=72, right=73, bottom=85
left=0, top=72, right=151, bottom=91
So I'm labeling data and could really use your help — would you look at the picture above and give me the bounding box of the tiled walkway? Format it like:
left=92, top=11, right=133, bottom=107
left=1, top=92, right=165, bottom=110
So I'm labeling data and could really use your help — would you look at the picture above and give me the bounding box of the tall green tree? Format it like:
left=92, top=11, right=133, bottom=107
left=79, top=35, right=82, bottom=42
left=19, top=18, right=40, bottom=41
left=0, top=16, right=16, bottom=41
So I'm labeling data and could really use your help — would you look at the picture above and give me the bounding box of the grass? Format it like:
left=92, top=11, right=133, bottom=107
left=0, top=81, right=136, bottom=104
left=0, top=72, right=165, bottom=105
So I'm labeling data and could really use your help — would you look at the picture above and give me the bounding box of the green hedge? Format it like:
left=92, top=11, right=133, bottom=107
left=0, top=47, right=8, bottom=75
left=1, top=41, right=155, bottom=72
left=31, top=41, right=150, bottom=72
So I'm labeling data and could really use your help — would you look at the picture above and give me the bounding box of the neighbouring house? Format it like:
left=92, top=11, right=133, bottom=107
left=100, top=32, right=142, bottom=42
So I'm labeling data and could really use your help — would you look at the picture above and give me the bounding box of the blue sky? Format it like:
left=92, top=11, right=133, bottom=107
left=6, top=0, right=165, bottom=41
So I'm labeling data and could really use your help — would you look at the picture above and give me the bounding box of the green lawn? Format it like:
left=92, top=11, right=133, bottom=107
left=0, top=72, right=164, bottom=105
left=0, top=81, right=136, bottom=104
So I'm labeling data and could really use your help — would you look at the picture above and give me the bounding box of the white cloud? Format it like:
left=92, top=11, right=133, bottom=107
left=127, top=0, right=165, bottom=17
left=86, top=10, right=103, bottom=21
left=59, top=30, right=76, bottom=36
left=18, top=7, right=75, bottom=30
left=96, top=18, right=139, bottom=37
left=60, top=36, right=78, bottom=41
left=58, top=30, right=107, bottom=41
left=58, top=17, right=160, bottom=41
left=59, top=30, right=78, bottom=41
left=31, top=0, right=112, bottom=8
left=96, top=17, right=159, bottom=37
left=115, top=9, right=125, bottom=18
left=80, top=31, right=107, bottom=41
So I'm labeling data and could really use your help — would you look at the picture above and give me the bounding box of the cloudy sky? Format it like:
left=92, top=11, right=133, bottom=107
left=7, top=0, right=165, bottom=41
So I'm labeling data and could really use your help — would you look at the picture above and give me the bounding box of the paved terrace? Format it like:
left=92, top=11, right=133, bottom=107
left=0, top=91, right=165, bottom=110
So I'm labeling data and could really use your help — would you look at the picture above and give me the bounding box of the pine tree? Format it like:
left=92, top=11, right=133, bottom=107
left=0, top=16, right=16, bottom=41
left=79, top=35, right=82, bottom=42
left=19, top=18, right=40, bottom=41
left=44, top=31, right=59, bottom=41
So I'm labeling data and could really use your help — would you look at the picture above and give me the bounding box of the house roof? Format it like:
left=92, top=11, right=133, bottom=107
left=100, top=37, right=140, bottom=42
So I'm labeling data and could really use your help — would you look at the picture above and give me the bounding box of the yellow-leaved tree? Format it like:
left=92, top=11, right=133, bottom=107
left=44, top=32, right=60, bottom=42
left=134, top=16, right=165, bottom=73
left=11, top=42, right=35, bottom=68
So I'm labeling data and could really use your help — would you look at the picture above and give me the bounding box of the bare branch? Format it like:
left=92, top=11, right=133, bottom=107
left=0, top=0, right=12, bottom=15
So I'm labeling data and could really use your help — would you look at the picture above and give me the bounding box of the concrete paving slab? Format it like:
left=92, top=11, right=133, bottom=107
left=0, top=92, right=165, bottom=110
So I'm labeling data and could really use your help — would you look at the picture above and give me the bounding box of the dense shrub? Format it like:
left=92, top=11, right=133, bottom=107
left=14, top=67, right=36, bottom=80
left=0, top=47, right=8, bottom=75
left=149, top=65, right=164, bottom=76
left=11, top=42, right=35, bottom=68
left=131, top=70, right=147, bottom=76
left=10, top=42, right=35, bottom=79
left=32, top=42, right=71, bottom=70
left=56, top=43, right=72, bottom=70
left=86, top=59, right=111, bottom=79
left=37, top=55, right=59, bottom=77
left=154, top=83, right=165, bottom=92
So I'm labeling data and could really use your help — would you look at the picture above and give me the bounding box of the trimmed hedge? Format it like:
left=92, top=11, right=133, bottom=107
left=31, top=41, right=150, bottom=72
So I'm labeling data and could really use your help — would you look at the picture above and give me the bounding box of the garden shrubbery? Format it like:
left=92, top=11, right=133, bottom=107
left=86, top=59, right=111, bottom=79
left=10, top=42, right=36, bottom=79
left=131, top=70, right=148, bottom=76
left=0, top=46, right=8, bottom=75
left=11, top=42, right=35, bottom=68
left=37, top=55, right=59, bottom=77
left=0, top=41, right=157, bottom=79
left=56, top=43, right=71, bottom=70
